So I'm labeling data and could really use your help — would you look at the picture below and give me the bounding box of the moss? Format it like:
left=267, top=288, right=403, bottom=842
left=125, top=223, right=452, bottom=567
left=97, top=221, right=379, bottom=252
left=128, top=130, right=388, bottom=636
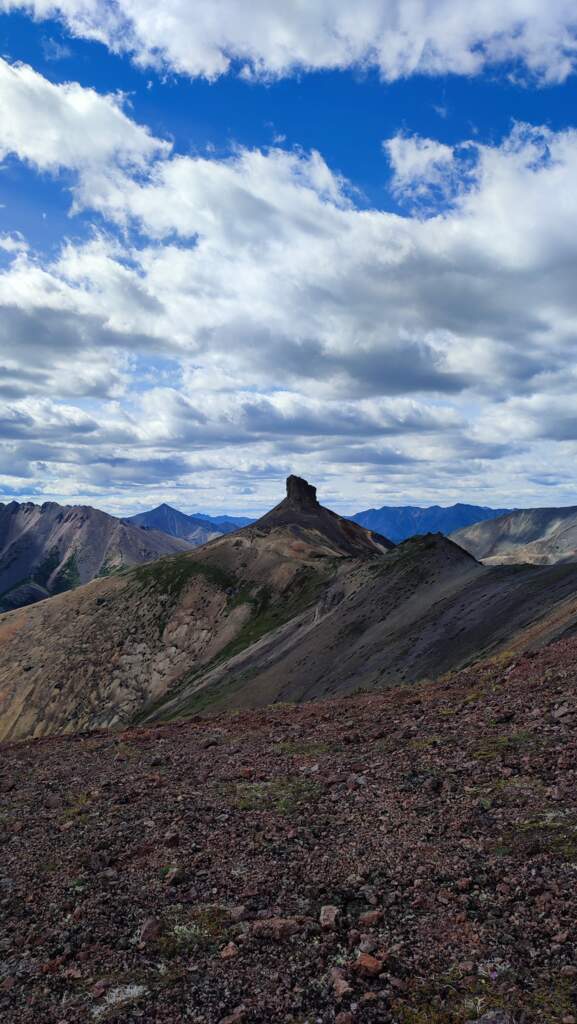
left=224, top=777, right=321, bottom=815
left=500, top=812, right=577, bottom=860
left=393, top=974, right=577, bottom=1023
left=474, top=729, right=538, bottom=759
left=160, top=905, right=230, bottom=956
left=274, top=740, right=331, bottom=756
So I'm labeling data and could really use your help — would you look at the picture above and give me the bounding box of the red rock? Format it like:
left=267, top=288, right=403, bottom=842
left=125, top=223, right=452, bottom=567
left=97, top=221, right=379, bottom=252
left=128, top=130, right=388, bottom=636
left=1, top=977, right=15, bottom=992
left=251, top=917, right=301, bottom=940
left=351, top=952, right=383, bottom=977
left=456, top=878, right=472, bottom=892
left=358, top=909, right=382, bottom=927
left=219, top=1008, right=246, bottom=1024
left=335, top=1014, right=353, bottom=1024
left=164, top=865, right=184, bottom=886
left=330, top=967, right=352, bottom=1000
left=139, top=916, right=163, bottom=945
left=220, top=942, right=239, bottom=959
left=92, top=980, right=108, bottom=998
left=320, top=905, right=340, bottom=930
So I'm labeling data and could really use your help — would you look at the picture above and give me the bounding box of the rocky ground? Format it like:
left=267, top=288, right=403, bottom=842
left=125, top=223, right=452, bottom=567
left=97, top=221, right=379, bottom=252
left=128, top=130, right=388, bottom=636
left=2, top=638, right=577, bottom=1023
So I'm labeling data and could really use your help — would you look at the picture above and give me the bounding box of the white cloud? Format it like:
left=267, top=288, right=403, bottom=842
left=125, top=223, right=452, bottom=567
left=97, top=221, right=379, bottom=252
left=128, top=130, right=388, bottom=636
left=1, top=56, right=577, bottom=509
left=384, top=134, right=456, bottom=200
left=4, top=0, right=577, bottom=83
left=0, top=56, right=169, bottom=180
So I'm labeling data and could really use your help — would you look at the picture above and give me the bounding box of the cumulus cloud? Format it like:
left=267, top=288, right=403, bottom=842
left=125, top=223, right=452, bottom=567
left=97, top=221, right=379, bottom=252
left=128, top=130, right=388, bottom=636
left=1, top=57, right=577, bottom=509
left=3, top=1, right=577, bottom=83
left=384, top=134, right=457, bottom=201
left=0, top=56, right=169, bottom=202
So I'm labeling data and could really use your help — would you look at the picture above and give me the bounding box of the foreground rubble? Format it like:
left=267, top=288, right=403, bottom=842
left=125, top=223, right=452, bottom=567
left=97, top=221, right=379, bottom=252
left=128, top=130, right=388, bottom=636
left=2, top=638, right=577, bottom=1023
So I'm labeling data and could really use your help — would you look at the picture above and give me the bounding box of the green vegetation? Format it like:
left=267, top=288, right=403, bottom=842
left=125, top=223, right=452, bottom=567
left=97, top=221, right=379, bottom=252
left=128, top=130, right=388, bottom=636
left=131, top=554, right=236, bottom=598
left=499, top=812, right=577, bottom=860
left=224, top=776, right=320, bottom=815
left=96, top=560, right=123, bottom=578
left=213, top=567, right=326, bottom=665
left=474, top=729, right=537, bottom=759
left=160, top=906, right=230, bottom=956
left=392, top=973, right=577, bottom=1023
left=32, top=546, right=61, bottom=588
left=134, top=564, right=330, bottom=723
left=274, top=739, right=331, bottom=756
left=52, top=552, right=81, bottom=593
left=130, top=554, right=237, bottom=632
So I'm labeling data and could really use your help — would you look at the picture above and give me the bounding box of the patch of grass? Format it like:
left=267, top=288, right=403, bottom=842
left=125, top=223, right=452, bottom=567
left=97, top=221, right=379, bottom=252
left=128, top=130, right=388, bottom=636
left=96, top=560, right=123, bottom=578
left=63, top=791, right=92, bottom=819
left=161, top=906, right=230, bottom=956
left=132, top=555, right=235, bottom=598
left=500, top=812, right=577, bottom=860
left=474, top=729, right=537, bottom=760
left=410, top=735, right=442, bottom=751
left=225, top=777, right=320, bottom=815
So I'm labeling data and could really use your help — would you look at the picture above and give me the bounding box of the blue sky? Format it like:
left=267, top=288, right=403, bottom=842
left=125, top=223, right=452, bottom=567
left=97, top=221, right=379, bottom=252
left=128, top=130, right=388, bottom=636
left=1, top=2, right=577, bottom=515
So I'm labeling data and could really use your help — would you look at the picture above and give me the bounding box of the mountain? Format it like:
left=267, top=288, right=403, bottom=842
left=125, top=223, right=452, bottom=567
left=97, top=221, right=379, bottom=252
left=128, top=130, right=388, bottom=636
left=452, top=505, right=577, bottom=564
left=350, top=502, right=512, bottom=542
left=0, top=500, right=192, bottom=612
left=126, top=504, right=253, bottom=546
left=3, top=476, right=577, bottom=742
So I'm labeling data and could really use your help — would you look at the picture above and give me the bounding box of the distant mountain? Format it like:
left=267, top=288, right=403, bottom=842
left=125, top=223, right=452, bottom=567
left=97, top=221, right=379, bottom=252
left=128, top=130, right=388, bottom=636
left=451, top=506, right=577, bottom=565
left=0, top=500, right=191, bottom=613
left=350, top=502, right=512, bottom=543
left=126, top=503, right=253, bottom=546
left=5, top=476, right=577, bottom=743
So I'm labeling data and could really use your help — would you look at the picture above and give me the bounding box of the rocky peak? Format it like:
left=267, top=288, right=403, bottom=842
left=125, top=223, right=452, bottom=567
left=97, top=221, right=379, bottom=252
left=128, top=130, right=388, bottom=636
left=285, top=475, right=319, bottom=509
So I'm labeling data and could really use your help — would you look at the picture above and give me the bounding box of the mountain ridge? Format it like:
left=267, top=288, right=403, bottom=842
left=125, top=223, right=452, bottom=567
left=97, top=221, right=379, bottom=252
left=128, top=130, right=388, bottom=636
left=0, top=499, right=191, bottom=613
left=4, top=477, right=577, bottom=742
left=350, top=501, right=512, bottom=542
left=452, top=504, right=577, bottom=564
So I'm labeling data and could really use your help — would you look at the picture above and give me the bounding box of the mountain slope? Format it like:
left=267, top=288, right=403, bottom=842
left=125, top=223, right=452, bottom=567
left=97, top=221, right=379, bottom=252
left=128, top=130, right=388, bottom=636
left=351, top=502, right=511, bottom=542
left=126, top=504, right=253, bottom=546
left=0, top=500, right=191, bottom=612
left=0, top=476, right=390, bottom=740
left=4, top=477, right=577, bottom=742
left=452, top=505, right=577, bottom=564
left=2, top=639, right=577, bottom=1023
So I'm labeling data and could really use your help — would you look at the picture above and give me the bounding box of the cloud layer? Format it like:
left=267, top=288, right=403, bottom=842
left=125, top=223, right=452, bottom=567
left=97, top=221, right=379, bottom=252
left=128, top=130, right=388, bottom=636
left=1, top=53, right=577, bottom=512
left=4, top=0, right=577, bottom=82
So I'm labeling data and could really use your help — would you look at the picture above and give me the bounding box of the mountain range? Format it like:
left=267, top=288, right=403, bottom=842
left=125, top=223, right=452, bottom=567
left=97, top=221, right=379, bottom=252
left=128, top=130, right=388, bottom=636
left=452, top=504, right=577, bottom=564
left=3, top=476, right=577, bottom=742
left=0, top=500, right=191, bottom=613
left=350, top=502, right=511, bottom=542
left=126, top=503, right=253, bottom=545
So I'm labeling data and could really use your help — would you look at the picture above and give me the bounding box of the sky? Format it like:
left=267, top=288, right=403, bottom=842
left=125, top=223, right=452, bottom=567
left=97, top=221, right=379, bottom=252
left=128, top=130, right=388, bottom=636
left=1, top=3, right=577, bottom=516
